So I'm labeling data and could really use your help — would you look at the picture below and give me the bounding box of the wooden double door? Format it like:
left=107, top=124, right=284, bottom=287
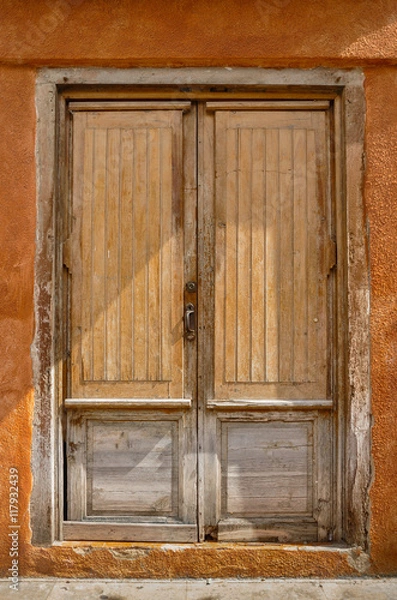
left=64, top=98, right=337, bottom=543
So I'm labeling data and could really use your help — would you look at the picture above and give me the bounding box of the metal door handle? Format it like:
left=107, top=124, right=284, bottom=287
left=185, top=303, right=196, bottom=340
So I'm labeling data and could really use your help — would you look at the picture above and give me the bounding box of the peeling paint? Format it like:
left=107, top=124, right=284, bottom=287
left=160, top=545, right=187, bottom=553
left=109, top=549, right=151, bottom=560
left=347, top=548, right=371, bottom=574
left=72, top=547, right=93, bottom=557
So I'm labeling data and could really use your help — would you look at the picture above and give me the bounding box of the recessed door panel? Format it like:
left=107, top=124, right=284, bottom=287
left=212, top=109, right=330, bottom=400
left=70, top=107, right=189, bottom=399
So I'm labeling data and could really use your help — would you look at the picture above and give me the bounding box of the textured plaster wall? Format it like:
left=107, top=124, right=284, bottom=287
left=0, top=0, right=396, bottom=578
left=365, top=68, right=397, bottom=574
left=0, top=65, right=36, bottom=573
left=0, top=0, right=396, bottom=65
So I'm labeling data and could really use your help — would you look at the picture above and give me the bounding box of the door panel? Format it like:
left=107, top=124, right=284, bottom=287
left=214, top=411, right=332, bottom=542
left=70, top=106, right=190, bottom=399
left=65, top=102, right=197, bottom=541
left=212, top=108, right=330, bottom=400
left=222, top=420, right=314, bottom=516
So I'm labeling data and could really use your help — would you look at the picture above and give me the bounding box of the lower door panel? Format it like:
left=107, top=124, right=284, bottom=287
left=65, top=407, right=197, bottom=542
left=204, top=410, right=332, bottom=543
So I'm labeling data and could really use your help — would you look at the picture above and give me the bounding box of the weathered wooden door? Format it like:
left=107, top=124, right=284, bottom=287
left=64, top=99, right=336, bottom=543
left=64, top=101, right=198, bottom=542
left=200, top=102, right=335, bottom=543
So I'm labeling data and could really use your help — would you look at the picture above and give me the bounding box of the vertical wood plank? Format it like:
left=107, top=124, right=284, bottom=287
left=307, top=126, right=320, bottom=383
left=236, top=128, right=252, bottom=382
left=214, top=112, right=230, bottom=388
left=160, top=127, right=173, bottom=383
left=251, top=128, right=266, bottom=382
left=180, top=105, right=198, bottom=524
left=279, top=128, right=294, bottom=382
left=67, top=413, right=87, bottom=521
left=293, top=129, right=308, bottom=382
left=316, top=413, right=333, bottom=541
left=170, top=112, right=185, bottom=396
left=201, top=104, right=217, bottom=539
left=132, top=129, right=148, bottom=381
left=119, top=130, right=134, bottom=381
left=92, top=128, right=107, bottom=381
left=147, top=128, right=161, bottom=381
left=223, top=124, right=237, bottom=384
left=106, top=128, right=121, bottom=380
left=81, top=128, right=94, bottom=382
left=265, top=129, right=279, bottom=381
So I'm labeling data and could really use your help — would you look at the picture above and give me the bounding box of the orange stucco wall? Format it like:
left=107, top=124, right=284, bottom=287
left=0, top=0, right=397, bottom=578
left=365, top=67, right=397, bottom=574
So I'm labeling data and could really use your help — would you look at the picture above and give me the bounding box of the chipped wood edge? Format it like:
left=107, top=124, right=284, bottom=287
left=31, top=81, right=58, bottom=545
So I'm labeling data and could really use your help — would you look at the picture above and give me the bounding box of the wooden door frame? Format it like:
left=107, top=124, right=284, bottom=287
left=32, top=67, right=369, bottom=549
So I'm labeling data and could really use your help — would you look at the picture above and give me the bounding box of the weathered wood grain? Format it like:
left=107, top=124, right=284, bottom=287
left=71, top=109, right=186, bottom=398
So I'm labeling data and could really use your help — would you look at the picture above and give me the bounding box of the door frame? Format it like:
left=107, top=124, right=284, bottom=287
left=31, top=67, right=370, bottom=549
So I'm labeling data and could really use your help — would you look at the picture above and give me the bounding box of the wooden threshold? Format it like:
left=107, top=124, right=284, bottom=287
left=63, top=522, right=197, bottom=542
left=217, top=519, right=318, bottom=542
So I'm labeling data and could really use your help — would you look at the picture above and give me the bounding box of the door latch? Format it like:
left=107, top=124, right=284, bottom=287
left=185, top=302, right=196, bottom=340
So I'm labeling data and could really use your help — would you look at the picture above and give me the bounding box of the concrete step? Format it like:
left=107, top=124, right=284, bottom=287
left=1, top=578, right=397, bottom=600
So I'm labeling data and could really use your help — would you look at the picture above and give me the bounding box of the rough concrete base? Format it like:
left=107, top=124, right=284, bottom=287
left=0, top=578, right=397, bottom=599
